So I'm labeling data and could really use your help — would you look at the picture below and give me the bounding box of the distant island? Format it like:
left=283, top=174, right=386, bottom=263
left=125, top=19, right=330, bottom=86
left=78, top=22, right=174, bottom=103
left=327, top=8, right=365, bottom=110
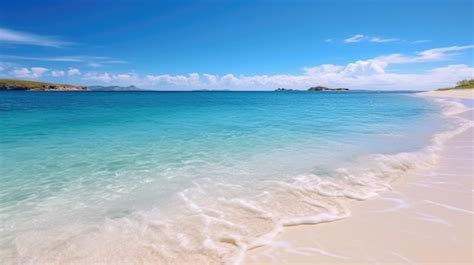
left=0, top=79, right=144, bottom=91
left=308, top=86, right=349, bottom=91
left=275, top=88, right=296, bottom=92
left=436, top=79, right=474, bottom=91
left=275, top=86, right=349, bottom=92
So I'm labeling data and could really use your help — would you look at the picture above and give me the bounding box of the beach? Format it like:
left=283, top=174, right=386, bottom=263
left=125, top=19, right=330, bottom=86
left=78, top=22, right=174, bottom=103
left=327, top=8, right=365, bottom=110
left=244, top=93, right=473, bottom=264
left=420, top=89, right=474, bottom=99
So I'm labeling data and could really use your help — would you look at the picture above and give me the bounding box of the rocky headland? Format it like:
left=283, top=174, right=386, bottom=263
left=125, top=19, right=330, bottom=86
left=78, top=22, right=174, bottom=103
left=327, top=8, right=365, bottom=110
left=0, top=79, right=87, bottom=91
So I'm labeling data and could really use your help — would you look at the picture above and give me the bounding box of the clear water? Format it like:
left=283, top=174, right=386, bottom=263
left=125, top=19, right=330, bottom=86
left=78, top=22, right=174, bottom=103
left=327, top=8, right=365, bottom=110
left=0, top=91, right=449, bottom=263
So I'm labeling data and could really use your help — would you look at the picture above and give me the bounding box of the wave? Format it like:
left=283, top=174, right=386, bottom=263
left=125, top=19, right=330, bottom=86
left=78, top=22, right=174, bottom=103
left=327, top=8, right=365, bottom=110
left=3, top=98, right=472, bottom=265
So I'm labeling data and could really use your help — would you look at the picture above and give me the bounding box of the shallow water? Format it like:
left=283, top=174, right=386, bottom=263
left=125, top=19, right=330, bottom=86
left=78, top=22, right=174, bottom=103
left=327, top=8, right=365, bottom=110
left=0, top=91, right=456, bottom=263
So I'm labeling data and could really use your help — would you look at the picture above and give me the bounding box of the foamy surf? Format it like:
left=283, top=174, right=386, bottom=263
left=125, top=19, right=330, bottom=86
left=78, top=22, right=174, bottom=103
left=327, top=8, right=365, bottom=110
left=1, top=97, right=471, bottom=265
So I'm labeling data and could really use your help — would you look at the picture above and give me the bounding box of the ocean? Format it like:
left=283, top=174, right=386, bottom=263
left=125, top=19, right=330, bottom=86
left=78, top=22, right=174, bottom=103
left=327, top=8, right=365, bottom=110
left=0, top=91, right=465, bottom=264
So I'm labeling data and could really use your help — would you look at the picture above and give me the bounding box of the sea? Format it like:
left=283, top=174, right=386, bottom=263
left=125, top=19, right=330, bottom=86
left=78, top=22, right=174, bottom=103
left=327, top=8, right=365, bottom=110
left=0, top=91, right=468, bottom=264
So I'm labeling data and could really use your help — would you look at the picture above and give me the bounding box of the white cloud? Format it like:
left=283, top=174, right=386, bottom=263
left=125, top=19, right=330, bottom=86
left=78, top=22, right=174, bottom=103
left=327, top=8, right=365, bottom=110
left=0, top=55, right=102, bottom=62
left=145, top=74, right=199, bottom=86
left=3, top=45, right=471, bottom=91
left=31, top=67, right=48, bottom=77
left=84, top=72, right=140, bottom=84
left=80, top=45, right=473, bottom=91
left=345, top=34, right=399, bottom=44
left=68, top=68, right=81, bottom=76
left=0, top=55, right=125, bottom=66
left=0, top=28, right=71, bottom=47
left=85, top=72, right=112, bottom=82
left=0, top=62, right=15, bottom=72
left=12, top=67, right=48, bottom=78
left=0, top=54, right=126, bottom=68
left=414, top=45, right=474, bottom=62
left=51, top=70, right=65, bottom=77
left=370, top=37, right=398, bottom=43
left=324, top=39, right=333, bottom=43
left=350, top=45, right=474, bottom=68
left=88, top=62, right=102, bottom=68
left=12, top=68, right=30, bottom=78
left=412, top=40, right=431, bottom=44
left=303, top=64, right=344, bottom=75
left=203, top=73, right=218, bottom=85
left=344, top=34, right=365, bottom=43
left=82, top=64, right=473, bottom=91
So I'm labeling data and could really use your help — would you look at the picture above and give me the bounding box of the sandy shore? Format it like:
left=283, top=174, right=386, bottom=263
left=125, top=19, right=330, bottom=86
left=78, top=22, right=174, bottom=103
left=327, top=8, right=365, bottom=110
left=419, top=89, right=474, bottom=99
left=244, top=100, right=473, bottom=264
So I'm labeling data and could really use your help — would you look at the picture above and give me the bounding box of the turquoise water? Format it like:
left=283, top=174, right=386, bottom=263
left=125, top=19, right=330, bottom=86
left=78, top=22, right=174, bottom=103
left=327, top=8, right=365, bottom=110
left=0, top=91, right=451, bottom=263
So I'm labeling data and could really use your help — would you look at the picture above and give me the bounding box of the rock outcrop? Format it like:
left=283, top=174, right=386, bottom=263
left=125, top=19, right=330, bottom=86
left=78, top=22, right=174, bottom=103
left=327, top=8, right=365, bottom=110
left=275, top=88, right=295, bottom=92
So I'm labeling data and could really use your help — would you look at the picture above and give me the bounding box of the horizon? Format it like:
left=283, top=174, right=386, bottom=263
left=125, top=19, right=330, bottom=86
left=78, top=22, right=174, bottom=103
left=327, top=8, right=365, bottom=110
left=0, top=0, right=473, bottom=91
left=0, top=77, right=426, bottom=92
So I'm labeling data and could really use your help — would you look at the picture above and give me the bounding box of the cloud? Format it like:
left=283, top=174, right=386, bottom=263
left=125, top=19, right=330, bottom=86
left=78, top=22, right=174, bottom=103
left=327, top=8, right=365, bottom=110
left=324, top=39, right=333, bottom=43
left=83, top=72, right=140, bottom=84
left=12, top=67, right=48, bottom=78
left=145, top=73, right=202, bottom=86
left=31, top=67, right=49, bottom=78
left=344, top=34, right=365, bottom=43
left=0, top=62, right=16, bottom=72
left=1, top=55, right=107, bottom=62
left=12, top=68, right=30, bottom=78
left=413, top=45, right=474, bottom=62
left=78, top=45, right=473, bottom=91
left=412, top=40, right=431, bottom=44
left=5, top=45, right=469, bottom=91
left=303, top=64, right=344, bottom=75
left=345, top=34, right=399, bottom=44
left=369, top=37, right=398, bottom=43
left=88, top=62, right=103, bottom=68
left=84, top=73, right=113, bottom=82
left=354, top=45, right=474, bottom=67
left=0, top=55, right=125, bottom=66
left=51, top=70, right=65, bottom=77
left=68, top=68, right=81, bottom=76
left=0, top=28, right=71, bottom=47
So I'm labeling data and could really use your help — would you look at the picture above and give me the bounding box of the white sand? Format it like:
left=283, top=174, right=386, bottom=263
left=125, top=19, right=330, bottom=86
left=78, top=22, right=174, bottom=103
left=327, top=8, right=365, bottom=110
left=419, top=89, right=474, bottom=99
left=244, top=102, right=473, bottom=264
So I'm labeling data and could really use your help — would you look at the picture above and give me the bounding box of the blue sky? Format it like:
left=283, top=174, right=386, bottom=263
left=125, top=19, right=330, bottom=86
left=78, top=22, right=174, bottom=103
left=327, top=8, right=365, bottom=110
left=0, top=0, right=472, bottom=90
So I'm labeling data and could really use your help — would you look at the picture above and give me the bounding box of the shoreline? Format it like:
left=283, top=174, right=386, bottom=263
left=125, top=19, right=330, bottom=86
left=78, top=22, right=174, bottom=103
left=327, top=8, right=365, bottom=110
left=418, top=89, right=474, bottom=99
left=243, top=95, right=473, bottom=264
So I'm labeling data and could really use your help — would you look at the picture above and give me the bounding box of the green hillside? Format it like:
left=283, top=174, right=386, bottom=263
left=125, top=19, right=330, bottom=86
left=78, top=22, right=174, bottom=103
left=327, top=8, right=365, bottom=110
left=437, top=79, right=474, bottom=91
